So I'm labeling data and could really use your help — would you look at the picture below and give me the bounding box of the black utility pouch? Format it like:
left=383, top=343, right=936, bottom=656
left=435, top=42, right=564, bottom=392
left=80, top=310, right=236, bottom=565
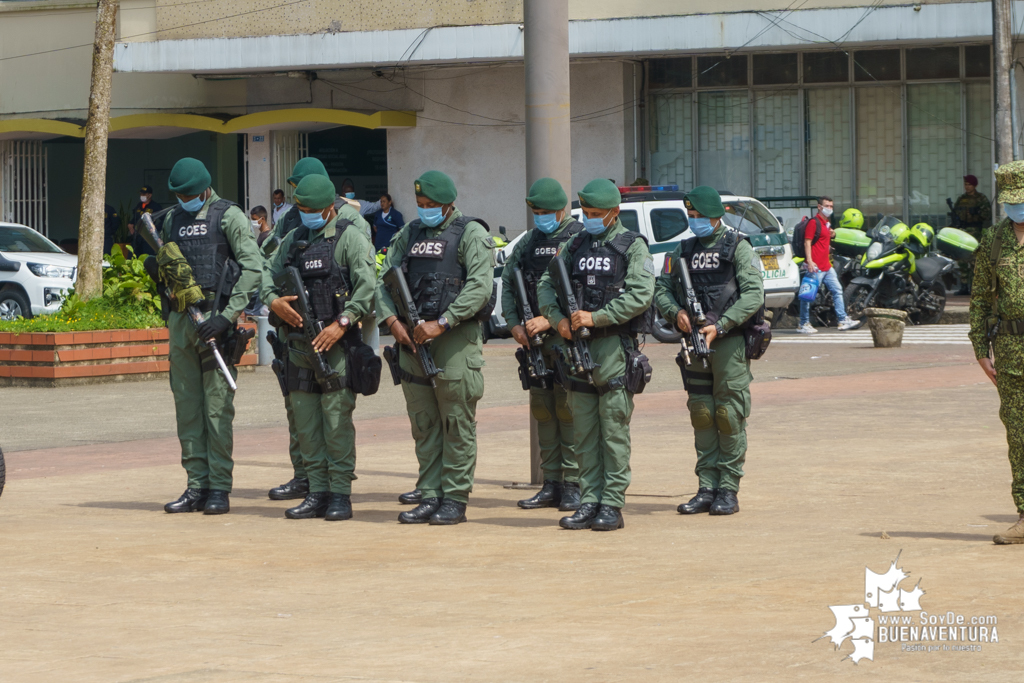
left=514, top=347, right=532, bottom=391
left=624, top=348, right=653, bottom=394
left=743, top=306, right=772, bottom=360
left=345, top=333, right=382, bottom=396
left=226, top=325, right=256, bottom=366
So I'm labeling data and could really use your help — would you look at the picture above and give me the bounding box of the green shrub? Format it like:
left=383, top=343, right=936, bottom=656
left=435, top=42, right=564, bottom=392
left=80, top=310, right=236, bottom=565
left=0, top=249, right=163, bottom=333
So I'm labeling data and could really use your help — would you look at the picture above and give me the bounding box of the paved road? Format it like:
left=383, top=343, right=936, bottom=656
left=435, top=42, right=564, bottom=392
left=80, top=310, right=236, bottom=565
left=774, top=323, right=972, bottom=345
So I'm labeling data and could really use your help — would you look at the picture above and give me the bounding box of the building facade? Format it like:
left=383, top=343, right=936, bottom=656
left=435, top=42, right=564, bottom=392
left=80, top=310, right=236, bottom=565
left=0, top=0, right=1018, bottom=242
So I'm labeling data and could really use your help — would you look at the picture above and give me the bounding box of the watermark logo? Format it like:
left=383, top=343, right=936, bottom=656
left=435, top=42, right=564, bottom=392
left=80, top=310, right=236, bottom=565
left=817, top=552, right=999, bottom=664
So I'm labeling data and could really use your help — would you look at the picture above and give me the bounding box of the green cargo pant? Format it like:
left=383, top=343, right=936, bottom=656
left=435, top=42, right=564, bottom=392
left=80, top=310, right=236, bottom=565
left=289, top=343, right=358, bottom=494
left=996, top=372, right=1024, bottom=513
left=531, top=337, right=577, bottom=483
left=398, top=323, right=484, bottom=504
left=168, top=311, right=237, bottom=492
left=565, top=334, right=633, bottom=508
left=681, top=333, right=751, bottom=492
left=284, top=395, right=306, bottom=480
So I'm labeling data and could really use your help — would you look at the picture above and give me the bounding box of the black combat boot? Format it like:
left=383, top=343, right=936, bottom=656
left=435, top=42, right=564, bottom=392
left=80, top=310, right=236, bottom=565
left=709, top=489, right=739, bottom=515
left=285, top=492, right=330, bottom=519
left=518, top=480, right=562, bottom=509
left=398, top=489, right=423, bottom=505
left=203, top=490, right=230, bottom=515
left=324, top=493, right=353, bottom=521
left=559, top=481, right=581, bottom=511
left=591, top=504, right=624, bottom=531
left=164, top=488, right=209, bottom=513
left=429, top=499, right=468, bottom=525
left=398, top=497, right=441, bottom=524
left=268, top=477, right=309, bottom=501
left=559, top=502, right=600, bottom=530
left=677, top=487, right=718, bottom=515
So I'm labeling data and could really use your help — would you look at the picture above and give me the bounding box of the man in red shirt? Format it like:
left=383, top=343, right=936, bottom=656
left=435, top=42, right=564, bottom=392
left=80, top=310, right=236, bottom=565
left=798, top=196, right=862, bottom=333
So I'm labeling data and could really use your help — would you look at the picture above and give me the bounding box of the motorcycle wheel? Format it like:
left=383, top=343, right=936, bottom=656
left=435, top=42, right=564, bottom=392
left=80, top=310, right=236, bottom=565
left=913, top=281, right=947, bottom=325
left=843, top=283, right=873, bottom=321
left=651, top=310, right=683, bottom=344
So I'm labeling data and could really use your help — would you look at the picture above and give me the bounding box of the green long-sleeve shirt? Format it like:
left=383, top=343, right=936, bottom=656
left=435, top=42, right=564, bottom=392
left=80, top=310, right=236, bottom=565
left=500, top=216, right=577, bottom=329
left=159, top=190, right=263, bottom=323
left=653, top=225, right=764, bottom=334
left=536, top=219, right=655, bottom=329
left=969, top=218, right=1024, bottom=374
left=376, top=208, right=496, bottom=326
left=262, top=215, right=377, bottom=327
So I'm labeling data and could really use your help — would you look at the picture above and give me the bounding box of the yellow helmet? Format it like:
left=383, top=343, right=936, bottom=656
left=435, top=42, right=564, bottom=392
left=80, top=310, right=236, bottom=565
left=839, top=207, right=864, bottom=230
left=890, top=222, right=911, bottom=243
left=910, top=222, right=934, bottom=248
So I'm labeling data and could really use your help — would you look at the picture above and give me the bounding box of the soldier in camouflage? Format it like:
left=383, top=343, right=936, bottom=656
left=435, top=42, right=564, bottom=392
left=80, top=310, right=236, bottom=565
left=954, top=174, right=992, bottom=294
left=969, top=160, right=1024, bottom=545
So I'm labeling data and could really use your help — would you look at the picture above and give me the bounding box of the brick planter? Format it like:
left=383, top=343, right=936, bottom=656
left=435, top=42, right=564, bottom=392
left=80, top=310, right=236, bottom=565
left=0, top=323, right=257, bottom=387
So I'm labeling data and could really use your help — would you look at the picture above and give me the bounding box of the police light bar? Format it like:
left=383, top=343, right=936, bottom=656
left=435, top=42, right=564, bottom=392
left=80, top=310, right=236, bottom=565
left=618, top=184, right=679, bottom=194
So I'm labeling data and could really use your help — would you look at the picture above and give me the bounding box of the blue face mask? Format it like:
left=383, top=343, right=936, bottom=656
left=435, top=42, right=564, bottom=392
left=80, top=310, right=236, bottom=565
left=418, top=206, right=446, bottom=228
left=344, top=192, right=356, bottom=199
left=178, top=195, right=205, bottom=213
left=534, top=213, right=559, bottom=234
left=1005, top=203, right=1024, bottom=223
left=300, top=209, right=328, bottom=231
left=690, top=217, right=715, bottom=238
left=583, top=215, right=609, bottom=235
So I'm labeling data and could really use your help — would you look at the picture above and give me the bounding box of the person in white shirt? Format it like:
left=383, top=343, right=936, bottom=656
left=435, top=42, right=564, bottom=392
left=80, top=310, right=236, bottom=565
left=271, top=189, right=293, bottom=224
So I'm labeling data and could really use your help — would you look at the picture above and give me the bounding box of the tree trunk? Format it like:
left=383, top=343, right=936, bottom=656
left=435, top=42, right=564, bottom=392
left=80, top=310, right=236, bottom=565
left=76, top=0, right=118, bottom=301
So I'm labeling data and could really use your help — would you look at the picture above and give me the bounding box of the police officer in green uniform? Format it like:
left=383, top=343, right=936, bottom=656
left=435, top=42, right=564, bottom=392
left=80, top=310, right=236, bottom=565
left=160, top=158, right=263, bottom=515
left=377, top=171, right=495, bottom=525
left=654, top=186, right=764, bottom=516
left=537, top=179, right=655, bottom=531
left=501, top=178, right=581, bottom=511
left=264, top=156, right=373, bottom=501
left=954, top=174, right=993, bottom=294
left=263, top=175, right=377, bottom=521
left=969, top=160, right=1024, bottom=545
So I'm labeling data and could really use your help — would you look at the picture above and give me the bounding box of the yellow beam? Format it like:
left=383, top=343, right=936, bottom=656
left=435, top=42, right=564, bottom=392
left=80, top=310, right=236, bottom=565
left=0, top=119, right=84, bottom=138
left=108, top=113, right=226, bottom=134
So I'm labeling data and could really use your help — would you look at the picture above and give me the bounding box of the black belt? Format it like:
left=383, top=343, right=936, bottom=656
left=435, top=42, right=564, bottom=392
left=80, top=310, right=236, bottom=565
left=287, top=364, right=346, bottom=394
left=397, top=345, right=435, bottom=386
left=588, top=324, right=634, bottom=339
left=999, top=318, right=1024, bottom=335
left=566, top=375, right=625, bottom=396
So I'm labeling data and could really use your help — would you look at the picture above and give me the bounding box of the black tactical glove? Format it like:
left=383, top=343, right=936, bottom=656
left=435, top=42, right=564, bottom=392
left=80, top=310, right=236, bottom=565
left=197, top=314, right=232, bottom=341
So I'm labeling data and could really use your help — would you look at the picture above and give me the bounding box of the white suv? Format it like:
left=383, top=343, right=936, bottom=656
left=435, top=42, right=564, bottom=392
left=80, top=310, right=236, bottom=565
left=0, top=222, right=78, bottom=320
left=489, top=187, right=798, bottom=342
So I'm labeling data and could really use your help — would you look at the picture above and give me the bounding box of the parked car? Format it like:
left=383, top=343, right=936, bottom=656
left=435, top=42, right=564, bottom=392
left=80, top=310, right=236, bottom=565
left=487, top=186, right=798, bottom=342
left=0, top=222, right=78, bottom=320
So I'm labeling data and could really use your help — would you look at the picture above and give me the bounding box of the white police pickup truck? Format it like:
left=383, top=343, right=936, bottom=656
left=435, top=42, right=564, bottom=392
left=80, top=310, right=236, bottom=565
left=0, top=222, right=78, bottom=320
left=489, top=186, right=798, bottom=342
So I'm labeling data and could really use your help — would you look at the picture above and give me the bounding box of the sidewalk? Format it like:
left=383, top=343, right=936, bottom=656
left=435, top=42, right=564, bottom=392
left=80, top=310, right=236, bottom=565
left=1, top=343, right=1019, bottom=681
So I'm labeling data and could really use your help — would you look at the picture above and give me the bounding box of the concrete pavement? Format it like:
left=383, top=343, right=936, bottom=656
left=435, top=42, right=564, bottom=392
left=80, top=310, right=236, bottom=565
left=1, top=334, right=1021, bottom=681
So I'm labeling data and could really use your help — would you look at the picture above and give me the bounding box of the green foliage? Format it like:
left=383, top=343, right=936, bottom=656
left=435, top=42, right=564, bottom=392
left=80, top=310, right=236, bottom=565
left=0, top=249, right=163, bottom=333
left=114, top=201, right=131, bottom=244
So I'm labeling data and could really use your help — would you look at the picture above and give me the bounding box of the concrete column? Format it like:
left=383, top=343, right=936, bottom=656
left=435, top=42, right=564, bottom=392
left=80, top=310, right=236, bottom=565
left=246, top=130, right=272, bottom=213
left=993, top=0, right=1014, bottom=167
left=524, top=0, right=571, bottom=485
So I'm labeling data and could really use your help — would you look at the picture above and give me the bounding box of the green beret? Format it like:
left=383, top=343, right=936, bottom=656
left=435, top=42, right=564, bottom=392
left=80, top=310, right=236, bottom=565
left=293, top=174, right=336, bottom=211
left=526, top=177, right=568, bottom=211
left=577, top=179, right=621, bottom=210
left=168, top=158, right=212, bottom=196
left=996, top=160, right=1024, bottom=204
left=287, top=157, right=329, bottom=186
left=684, top=185, right=725, bottom=218
left=414, top=170, right=457, bottom=204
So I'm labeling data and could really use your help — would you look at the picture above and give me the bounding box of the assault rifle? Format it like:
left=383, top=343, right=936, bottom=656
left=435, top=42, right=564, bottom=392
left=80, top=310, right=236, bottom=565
left=274, top=265, right=345, bottom=393
left=946, top=198, right=962, bottom=229
left=672, top=255, right=714, bottom=369
left=547, top=256, right=597, bottom=384
left=512, top=267, right=550, bottom=383
left=138, top=213, right=237, bottom=391
left=382, top=266, right=439, bottom=388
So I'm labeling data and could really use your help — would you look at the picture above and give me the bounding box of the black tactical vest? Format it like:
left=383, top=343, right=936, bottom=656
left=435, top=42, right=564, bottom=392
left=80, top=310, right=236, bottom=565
left=401, top=216, right=483, bottom=321
left=677, top=228, right=745, bottom=316
left=519, top=220, right=583, bottom=317
left=568, top=230, right=645, bottom=313
left=288, top=221, right=353, bottom=325
left=168, top=199, right=237, bottom=292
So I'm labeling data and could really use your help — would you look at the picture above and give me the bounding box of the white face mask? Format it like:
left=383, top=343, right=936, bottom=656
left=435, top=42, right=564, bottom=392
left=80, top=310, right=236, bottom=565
left=251, top=220, right=262, bottom=231
left=820, top=207, right=833, bottom=218
left=140, top=195, right=149, bottom=204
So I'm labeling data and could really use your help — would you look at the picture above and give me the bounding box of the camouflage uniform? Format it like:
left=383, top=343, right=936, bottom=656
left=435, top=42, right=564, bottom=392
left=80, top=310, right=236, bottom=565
left=954, top=191, right=992, bottom=287
left=969, top=216, right=1024, bottom=515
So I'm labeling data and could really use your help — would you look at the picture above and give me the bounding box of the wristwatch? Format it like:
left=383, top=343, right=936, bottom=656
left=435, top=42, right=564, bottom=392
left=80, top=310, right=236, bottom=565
left=437, top=315, right=452, bottom=331
left=336, top=314, right=351, bottom=329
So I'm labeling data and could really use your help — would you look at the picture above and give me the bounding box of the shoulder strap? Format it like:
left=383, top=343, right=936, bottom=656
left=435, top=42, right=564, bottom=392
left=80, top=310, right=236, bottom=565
left=453, top=215, right=491, bottom=233
left=568, top=230, right=590, bottom=255
left=989, top=229, right=1004, bottom=308
left=608, top=230, right=646, bottom=257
